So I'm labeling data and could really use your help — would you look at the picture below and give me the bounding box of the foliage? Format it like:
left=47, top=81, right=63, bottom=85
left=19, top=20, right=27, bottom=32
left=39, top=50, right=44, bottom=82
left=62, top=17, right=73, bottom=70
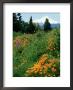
left=13, top=29, right=60, bottom=77
left=26, top=16, right=36, bottom=33
left=47, top=29, right=60, bottom=58
left=44, top=18, right=52, bottom=31
left=13, top=14, right=37, bottom=34
left=13, top=13, right=23, bottom=32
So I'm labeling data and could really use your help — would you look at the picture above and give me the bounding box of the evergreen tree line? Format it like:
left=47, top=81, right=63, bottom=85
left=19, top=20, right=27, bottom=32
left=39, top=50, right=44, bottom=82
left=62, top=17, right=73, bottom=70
left=13, top=13, right=52, bottom=33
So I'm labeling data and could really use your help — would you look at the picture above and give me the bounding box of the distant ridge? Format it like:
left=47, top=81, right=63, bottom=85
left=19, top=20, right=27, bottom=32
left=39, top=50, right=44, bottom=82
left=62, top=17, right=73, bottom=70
left=36, top=23, right=60, bottom=29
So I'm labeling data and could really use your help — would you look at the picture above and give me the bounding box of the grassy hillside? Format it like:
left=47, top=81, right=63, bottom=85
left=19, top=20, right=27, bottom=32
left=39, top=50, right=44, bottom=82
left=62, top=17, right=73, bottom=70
left=13, top=29, right=60, bottom=77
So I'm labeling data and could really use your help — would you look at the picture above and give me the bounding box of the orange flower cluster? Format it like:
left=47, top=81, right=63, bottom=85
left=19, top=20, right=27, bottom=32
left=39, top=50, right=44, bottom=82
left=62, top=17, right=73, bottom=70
left=26, top=54, right=60, bottom=77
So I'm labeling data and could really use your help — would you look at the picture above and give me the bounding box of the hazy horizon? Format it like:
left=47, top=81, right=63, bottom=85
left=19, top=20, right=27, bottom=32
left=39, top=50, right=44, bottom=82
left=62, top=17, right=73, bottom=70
left=20, top=13, right=60, bottom=24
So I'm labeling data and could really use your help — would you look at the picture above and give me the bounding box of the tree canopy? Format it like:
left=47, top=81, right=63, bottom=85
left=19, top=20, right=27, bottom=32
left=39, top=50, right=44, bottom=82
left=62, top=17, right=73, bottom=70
left=44, top=18, right=51, bottom=32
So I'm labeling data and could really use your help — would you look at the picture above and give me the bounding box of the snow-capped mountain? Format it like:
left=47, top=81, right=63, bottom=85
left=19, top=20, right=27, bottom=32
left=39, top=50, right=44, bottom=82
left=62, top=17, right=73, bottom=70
left=33, top=16, right=59, bottom=24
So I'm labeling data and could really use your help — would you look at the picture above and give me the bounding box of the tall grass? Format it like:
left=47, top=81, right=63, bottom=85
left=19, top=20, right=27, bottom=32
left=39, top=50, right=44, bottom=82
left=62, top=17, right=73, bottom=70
left=13, top=29, right=60, bottom=77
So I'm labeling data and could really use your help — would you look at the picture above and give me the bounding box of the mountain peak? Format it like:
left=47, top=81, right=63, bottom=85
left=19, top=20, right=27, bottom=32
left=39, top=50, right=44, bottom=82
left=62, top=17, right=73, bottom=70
left=33, top=16, right=59, bottom=24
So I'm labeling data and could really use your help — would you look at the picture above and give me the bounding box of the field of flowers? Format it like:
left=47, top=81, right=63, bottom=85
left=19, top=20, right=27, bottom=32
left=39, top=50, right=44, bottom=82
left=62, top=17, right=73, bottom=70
left=13, top=29, right=60, bottom=77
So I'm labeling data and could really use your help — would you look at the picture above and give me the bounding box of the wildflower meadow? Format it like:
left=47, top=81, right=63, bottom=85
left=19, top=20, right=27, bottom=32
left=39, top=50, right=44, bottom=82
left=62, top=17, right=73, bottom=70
left=13, top=13, right=60, bottom=77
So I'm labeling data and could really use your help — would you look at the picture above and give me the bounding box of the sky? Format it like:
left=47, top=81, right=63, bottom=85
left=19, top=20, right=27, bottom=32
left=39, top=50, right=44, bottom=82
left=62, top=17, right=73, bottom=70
left=21, top=13, right=60, bottom=23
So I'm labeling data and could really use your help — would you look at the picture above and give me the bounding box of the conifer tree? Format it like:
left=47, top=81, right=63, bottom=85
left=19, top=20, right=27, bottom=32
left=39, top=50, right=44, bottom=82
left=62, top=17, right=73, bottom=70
left=44, top=18, right=51, bottom=31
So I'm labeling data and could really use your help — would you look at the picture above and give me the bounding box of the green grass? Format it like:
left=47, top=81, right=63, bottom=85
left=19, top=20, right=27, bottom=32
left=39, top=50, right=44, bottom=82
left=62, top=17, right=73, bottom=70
left=13, top=29, right=60, bottom=77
